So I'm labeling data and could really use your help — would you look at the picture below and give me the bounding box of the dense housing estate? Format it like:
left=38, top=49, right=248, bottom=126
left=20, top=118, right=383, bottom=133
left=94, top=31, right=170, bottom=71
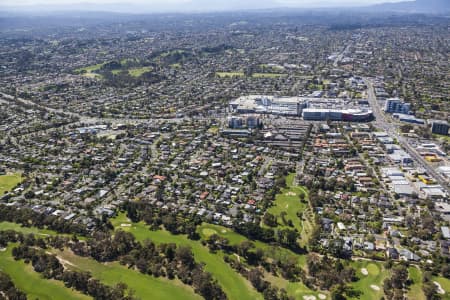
left=0, top=8, right=449, bottom=300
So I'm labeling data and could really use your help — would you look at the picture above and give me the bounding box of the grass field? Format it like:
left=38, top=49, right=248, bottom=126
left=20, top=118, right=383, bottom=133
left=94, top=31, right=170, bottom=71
left=111, top=213, right=262, bottom=300
left=216, top=72, right=245, bottom=77
left=408, top=266, right=426, bottom=300
left=194, top=222, right=321, bottom=299
left=433, top=134, right=450, bottom=143
left=265, top=272, right=326, bottom=300
left=252, top=73, right=287, bottom=78
left=263, top=173, right=312, bottom=247
left=128, top=66, right=152, bottom=77
left=54, top=249, right=202, bottom=300
left=0, top=173, right=22, bottom=195
left=0, top=221, right=58, bottom=236
left=216, top=72, right=286, bottom=78
left=349, top=260, right=388, bottom=300
left=433, top=276, right=450, bottom=300
left=75, top=63, right=105, bottom=78
left=76, top=61, right=151, bottom=78
left=199, top=223, right=248, bottom=245
left=198, top=222, right=308, bottom=268
left=0, top=245, right=90, bottom=300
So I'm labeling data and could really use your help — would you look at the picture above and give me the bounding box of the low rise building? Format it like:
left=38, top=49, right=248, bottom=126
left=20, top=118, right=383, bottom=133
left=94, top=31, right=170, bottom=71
left=384, top=98, right=411, bottom=114
left=431, top=120, right=449, bottom=136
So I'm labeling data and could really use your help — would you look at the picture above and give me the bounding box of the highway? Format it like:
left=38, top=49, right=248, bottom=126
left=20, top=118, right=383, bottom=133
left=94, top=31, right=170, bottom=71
left=365, top=79, right=449, bottom=194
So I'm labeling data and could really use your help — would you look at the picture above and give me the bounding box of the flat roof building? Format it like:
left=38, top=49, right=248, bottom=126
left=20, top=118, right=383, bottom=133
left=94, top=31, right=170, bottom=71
left=384, top=98, right=411, bottom=114
left=230, top=95, right=372, bottom=121
left=431, top=120, right=449, bottom=136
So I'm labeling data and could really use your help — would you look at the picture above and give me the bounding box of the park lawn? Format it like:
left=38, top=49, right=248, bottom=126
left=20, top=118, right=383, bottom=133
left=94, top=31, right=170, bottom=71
left=54, top=249, right=201, bottom=300
left=75, top=63, right=105, bottom=73
left=349, top=260, right=388, bottom=300
left=0, top=173, right=22, bottom=195
left=0, top=245, right=90, bottom=300
left=216, top=72, right=245, bottom=78
left=82, top=72, right=102, bottom=79
left=207, top=126, right=219, bottom=134
left=75, top=63, right=105, bottom=78
left=111, top=213, right=262, bottom=300
left=159, top=50, right=186, bottom=58
left=408, top=267, right=426, bottom=300
left=433, top=276, right=450, bottom=300
left=128, top=67, right=153, bottom=77
left=120, top=58, right=139, bottom=64
left=252, top=73, right=287, bottom=78
left=433, top=134, right=450, bottom=143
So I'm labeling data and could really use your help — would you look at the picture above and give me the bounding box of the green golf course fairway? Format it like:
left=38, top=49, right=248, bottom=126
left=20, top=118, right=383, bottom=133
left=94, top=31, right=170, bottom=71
left=0, top=245, right=90, bottom=300
left=112, top=213, right=262, bottom=300
left=53, top=249, right=202, bottom=300
left=350, top=261, right=389, bottom=300
left=0, top=221, right=57, bottom=236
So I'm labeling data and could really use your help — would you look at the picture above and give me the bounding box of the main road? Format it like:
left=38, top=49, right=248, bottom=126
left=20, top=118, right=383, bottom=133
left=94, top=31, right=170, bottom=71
left=0, top=92, right=192, bottom=125
left=365, top=79, right=449, bottom=194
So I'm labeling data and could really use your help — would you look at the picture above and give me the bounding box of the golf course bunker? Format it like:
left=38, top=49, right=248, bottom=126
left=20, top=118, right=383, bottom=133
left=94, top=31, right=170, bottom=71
left=318, top=294, right=326, bottom=299
left=121, top=223, right=131, bottom=227
left=361, top=268, right=369, bottom=276
left=370, top=285, right=380, bottom=291
left=285, top=192, right=296, bottom=196
left=434, top=281, right=445, bottom=295
left=303, top=296, right=316, bottom=300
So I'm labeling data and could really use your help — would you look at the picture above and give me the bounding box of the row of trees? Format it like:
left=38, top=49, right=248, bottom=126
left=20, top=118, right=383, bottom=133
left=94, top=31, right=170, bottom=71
left=0, top=271, right=27, bottom=300
left=69, top=230, right=226, bottom=300
left=1, top=228, right=226, bottom=300
left=0, top=205, right=89, bottom=235
left=383, top=263, right=443, bottom=300
left=306, top=254, right=357, bottom=291
left=122, top=201, right=201, bottom=239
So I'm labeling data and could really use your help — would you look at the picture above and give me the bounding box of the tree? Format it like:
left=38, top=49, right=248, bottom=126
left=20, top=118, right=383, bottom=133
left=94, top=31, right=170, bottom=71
left=263, top=213, right=277, bottom=227
left=331, top=284, right=347, bottom=300
left=442, top=265, right=450, bottom=279
left=422, top=281, right=439, bottom=300
left=391, top=265, right=408, bottom=289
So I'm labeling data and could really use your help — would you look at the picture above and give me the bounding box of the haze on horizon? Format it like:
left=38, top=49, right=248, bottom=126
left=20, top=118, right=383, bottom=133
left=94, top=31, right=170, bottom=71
left=1, top=0, right=407, bottom=13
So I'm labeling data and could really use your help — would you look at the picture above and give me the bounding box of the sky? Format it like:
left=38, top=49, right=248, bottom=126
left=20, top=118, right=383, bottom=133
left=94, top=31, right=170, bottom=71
left=0, top=0, right=407, bottom=12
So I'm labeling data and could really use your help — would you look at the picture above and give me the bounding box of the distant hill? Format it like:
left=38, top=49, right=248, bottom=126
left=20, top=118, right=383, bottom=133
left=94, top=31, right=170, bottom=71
left=1, top=0, right=449, bottom=15
left=370, top=0, right=450, bottom=13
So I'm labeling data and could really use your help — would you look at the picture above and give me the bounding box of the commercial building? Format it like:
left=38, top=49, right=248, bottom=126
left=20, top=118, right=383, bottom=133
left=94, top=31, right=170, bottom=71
left=393, top=113, right=425, bottom=125
left=431, top=120, right=449, bottom=136
left=302, top=108, right=373, bottom=122
left=229, top=95, right=307, bottom=116
left=228, top=116, right=243, bottom=129
left=230, top=95, right=373, bottom=122
left=228, top=116, right=261, bottom=129
left=384, top=98, right=411, bottom=114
